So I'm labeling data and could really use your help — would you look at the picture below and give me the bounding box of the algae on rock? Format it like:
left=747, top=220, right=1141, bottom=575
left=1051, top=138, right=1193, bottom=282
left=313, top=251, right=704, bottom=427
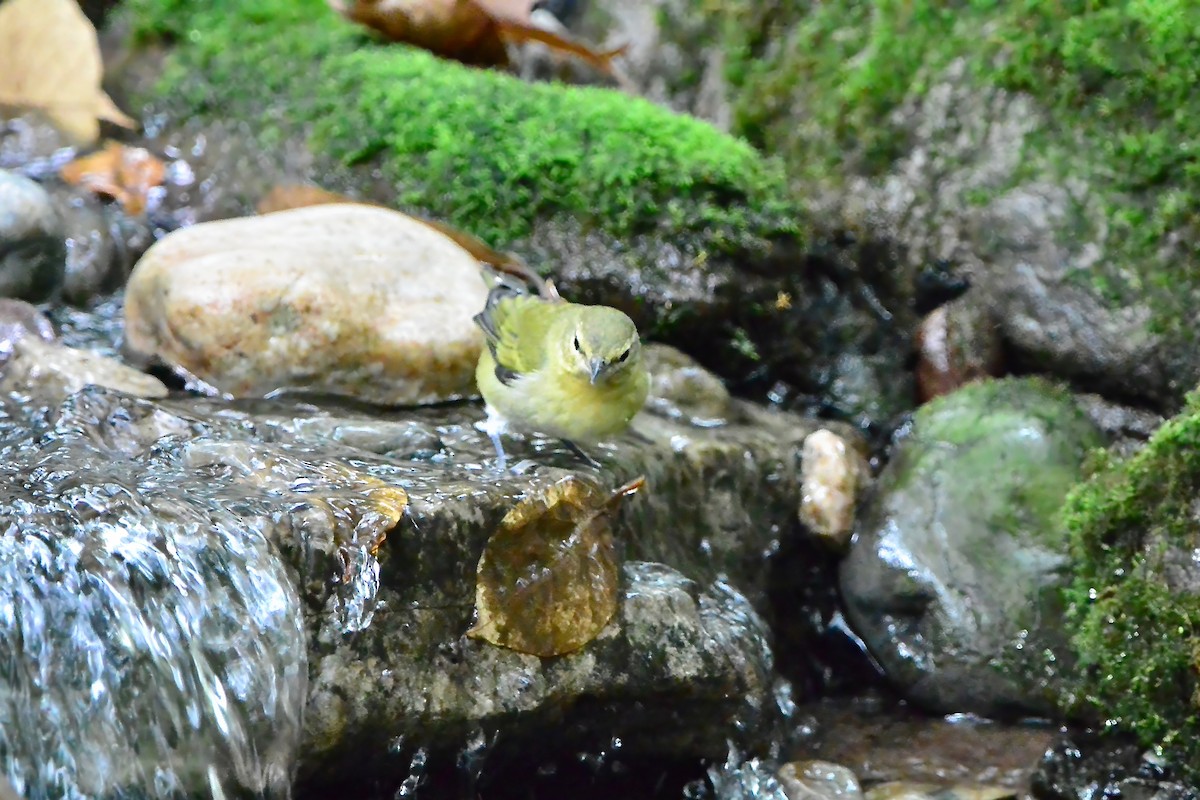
left=840, top=377, right=1104, bottom=717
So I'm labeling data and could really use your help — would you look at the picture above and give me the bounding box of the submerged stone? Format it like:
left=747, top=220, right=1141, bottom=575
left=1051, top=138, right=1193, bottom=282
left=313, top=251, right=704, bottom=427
left=1, top=337, right=167, bottom=399
left=839, top=377, right=1103, bottom=717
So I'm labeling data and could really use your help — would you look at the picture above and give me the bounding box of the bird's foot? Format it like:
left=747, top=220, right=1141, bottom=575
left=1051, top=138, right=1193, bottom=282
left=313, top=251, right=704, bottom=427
left=560, top=439, right=602, bottom=469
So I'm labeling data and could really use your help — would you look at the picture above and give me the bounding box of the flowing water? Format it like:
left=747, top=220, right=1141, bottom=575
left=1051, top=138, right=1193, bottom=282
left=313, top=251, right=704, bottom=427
left=0, top=384, right=406, bottom=799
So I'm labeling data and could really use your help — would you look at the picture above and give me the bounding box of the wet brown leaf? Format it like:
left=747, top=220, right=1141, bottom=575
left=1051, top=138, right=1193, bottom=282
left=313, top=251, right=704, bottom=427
left=60, top=141, right=165, bottom=215
left=328, top=0, right=627, bottom=82
left=0, top=0, right=136, bottom=145
left=468, top=475, right=645, bottom=656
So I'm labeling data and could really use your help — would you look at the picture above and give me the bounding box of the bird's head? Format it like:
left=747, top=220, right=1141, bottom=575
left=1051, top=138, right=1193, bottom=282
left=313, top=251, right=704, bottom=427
left=560, top=306, right=643, bottom=385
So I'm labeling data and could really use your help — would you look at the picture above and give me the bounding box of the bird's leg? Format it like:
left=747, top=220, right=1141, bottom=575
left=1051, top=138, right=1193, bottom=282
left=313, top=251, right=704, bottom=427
left=490, top=433, right=509, bottom=472
left=561, top=439, right=602, bottom=469
left=481, top=405, right=510, bottom=471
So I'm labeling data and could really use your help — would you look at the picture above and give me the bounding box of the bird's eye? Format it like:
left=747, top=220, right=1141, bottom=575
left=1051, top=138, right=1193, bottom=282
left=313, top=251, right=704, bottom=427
left=615, top=347, right=631, bottom=363
left=572, top=335, right=582, bottom=352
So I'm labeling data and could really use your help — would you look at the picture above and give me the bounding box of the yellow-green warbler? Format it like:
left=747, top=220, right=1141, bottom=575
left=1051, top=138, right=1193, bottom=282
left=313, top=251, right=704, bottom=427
left=474, top=277, right=650, bottom=469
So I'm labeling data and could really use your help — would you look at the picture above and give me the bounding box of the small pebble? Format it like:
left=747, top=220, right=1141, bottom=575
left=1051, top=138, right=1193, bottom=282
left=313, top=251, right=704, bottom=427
left=643, top=343, right=731, bottom=426
left=799, top=429, right=869, bottom=549
left=915, top=297, right=1002, bottom=403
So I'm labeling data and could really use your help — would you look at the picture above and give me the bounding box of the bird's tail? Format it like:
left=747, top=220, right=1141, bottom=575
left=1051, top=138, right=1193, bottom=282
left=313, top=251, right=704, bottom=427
left=477, top=259, right=561, bottom=303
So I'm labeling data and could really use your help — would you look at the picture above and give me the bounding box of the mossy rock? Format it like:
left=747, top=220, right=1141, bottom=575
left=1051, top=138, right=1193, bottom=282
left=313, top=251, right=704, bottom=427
left=1063, top=391, right=1200, bottom=776
left=840, top=377, right=1104, bottom=717
left=109, top=0, right=920, bottom=423
left=704, top=0, right=1200, bottom=409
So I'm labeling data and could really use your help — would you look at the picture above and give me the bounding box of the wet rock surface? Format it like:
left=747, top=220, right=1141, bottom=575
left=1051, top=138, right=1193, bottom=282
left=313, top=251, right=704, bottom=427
left=0, top=168, right=64, bottom=300
left=0, top=331, right=844, bottom=796
left=1032, top=731, right=1200, bottom=800
left=788, top=698, right=1053, bottom=792
left=839, top=378, right=1104, bottom=717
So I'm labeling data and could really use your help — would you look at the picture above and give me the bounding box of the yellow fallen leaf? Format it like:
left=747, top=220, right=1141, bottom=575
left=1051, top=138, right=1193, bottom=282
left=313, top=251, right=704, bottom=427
left=0, top=0, right=136, bottom=145
left=468, top=475, right=645, bottom=657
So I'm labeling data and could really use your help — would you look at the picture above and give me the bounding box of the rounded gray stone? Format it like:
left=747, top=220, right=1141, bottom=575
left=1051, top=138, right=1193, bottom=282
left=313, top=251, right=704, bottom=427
left=839, top=377, right=1104, bottom=717
left=0, top=169, right=65, bottom=300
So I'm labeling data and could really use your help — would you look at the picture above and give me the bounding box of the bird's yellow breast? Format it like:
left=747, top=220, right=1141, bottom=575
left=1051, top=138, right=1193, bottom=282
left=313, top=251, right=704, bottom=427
left=476, top=349, right=649, bottom=443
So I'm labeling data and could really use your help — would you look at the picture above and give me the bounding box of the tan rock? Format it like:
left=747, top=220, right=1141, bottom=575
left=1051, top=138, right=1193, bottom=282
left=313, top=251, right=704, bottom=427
left=1, top=337, right=167, bottom=399
left=123, top=204, right=489, bottom=405
left=799, top=428, right=870, bottom=549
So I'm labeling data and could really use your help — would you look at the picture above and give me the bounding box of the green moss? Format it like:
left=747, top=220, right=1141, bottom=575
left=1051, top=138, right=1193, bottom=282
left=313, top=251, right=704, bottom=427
left=123, top=0, right=798, bottom=253
left=896, top=377, right=1101, bottom=548
left=716, top=0, right=1199, bottom=324
left=1062, top=391, right=1200, bottom=770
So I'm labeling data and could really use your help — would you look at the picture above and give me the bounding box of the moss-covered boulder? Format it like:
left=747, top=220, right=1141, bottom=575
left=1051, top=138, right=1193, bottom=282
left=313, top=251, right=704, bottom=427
left=1063, top=392, right=1200, bottom=776
left=107, top=0, right=918, bottom=423
left=839, top=377, right=1104, bottom=717
left=663, top=1, right=1200, bottom=410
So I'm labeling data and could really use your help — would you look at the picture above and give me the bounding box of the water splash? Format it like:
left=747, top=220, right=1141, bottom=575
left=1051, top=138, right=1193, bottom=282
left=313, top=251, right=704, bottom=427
left=0, top=386, right=402, bottom=799
left=705, top=743, right=789, bottom=800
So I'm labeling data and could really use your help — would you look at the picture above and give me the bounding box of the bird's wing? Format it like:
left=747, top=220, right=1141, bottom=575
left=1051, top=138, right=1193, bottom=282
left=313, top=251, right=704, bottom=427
left=473, top=283, right=556, bottom=386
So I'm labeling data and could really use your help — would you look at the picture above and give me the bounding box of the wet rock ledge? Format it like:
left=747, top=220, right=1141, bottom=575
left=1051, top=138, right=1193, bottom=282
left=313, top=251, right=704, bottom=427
left=0, top=329, right=851, bottom=797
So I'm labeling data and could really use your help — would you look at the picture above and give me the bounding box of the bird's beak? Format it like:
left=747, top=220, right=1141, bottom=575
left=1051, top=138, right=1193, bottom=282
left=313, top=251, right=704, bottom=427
left=589, top=359, right=605, bottom=385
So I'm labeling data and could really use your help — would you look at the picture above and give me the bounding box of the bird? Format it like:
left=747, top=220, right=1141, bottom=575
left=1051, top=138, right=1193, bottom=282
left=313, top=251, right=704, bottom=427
left=473, top=276, right=650, bottom=470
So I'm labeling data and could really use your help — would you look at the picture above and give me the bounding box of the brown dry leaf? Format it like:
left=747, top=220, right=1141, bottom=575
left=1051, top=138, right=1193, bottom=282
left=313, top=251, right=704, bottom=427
left=257, top=184, right=363, bottom=214
left=0, top=0, right=136, bottom=145
left=490, top=16, right=629, bottom=85
left=256, top=183, right=553, bottom=293
left=329, top=0, right=627, bottom=81
left=468, top=475, right=645, bottom=657
left=329, top=0, right=508, bottom=65
left=60, top=141, right=165, bottom=216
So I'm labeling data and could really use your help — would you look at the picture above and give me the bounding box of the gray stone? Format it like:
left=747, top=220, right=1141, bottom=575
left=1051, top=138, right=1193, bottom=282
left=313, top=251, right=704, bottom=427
left=839, top=377, right=1104, bottom=717
left=50, top=185, right=120, bottom=305
left=0, top=169, right=64, bottom=300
